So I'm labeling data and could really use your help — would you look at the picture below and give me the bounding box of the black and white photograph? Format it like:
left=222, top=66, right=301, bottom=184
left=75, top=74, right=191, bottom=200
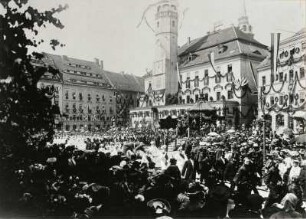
left=0, top=0, right=305, bottom=218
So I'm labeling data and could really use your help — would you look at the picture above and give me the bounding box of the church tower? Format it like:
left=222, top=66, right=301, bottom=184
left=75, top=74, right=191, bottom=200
left=238, top=0, right=254, bottom=38
left=152, top=0, right=178, bottom=105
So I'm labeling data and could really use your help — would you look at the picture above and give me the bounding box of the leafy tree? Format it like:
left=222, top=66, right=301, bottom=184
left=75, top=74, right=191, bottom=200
left=0, top=0, right=67, bottom=214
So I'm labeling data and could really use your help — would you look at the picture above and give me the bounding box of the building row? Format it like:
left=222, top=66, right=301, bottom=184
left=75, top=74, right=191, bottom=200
left=35, top=53, right=144, bottom=131
left=129, top=0, right=305, bottom=134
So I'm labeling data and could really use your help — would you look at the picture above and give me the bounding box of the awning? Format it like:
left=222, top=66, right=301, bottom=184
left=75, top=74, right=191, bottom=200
left=293, top=110, right=306, bottom=120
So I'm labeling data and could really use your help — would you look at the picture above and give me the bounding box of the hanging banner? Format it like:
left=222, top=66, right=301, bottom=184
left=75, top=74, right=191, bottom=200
left=208, top=51, right=218, bottom=74
left=271, top=33, right=281, bottom=75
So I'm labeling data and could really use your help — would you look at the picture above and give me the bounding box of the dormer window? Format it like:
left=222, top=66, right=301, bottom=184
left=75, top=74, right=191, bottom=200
left=253, top=50, right=262, bottom=55
left=218, top=44, right=228, bottom=54
left=188, top=53, right=197, bottom=61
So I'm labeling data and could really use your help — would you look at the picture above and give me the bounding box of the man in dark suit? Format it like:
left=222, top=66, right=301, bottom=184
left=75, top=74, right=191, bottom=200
left=182, top=154, right=195, bottom=182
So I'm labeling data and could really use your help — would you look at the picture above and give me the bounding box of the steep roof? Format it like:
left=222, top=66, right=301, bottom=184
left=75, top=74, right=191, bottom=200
left=103, top=71, right=144, bottom=93
left=178, top=26, right=268, bottom=65
left=42, top=53, right=112, bottom=88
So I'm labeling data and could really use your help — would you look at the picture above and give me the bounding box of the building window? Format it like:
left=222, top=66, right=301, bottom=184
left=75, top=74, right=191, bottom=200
left=194, top=75, right=199, bottom=87
left=88, top=106, right=92, bottom=114
left=88, top=94, right=91, bottom=101
left=187, top=95, right=190, bottom=103
left=300, top=67, right=305, bottom=78
left=79, top=93, right=83, bottom=101
left=110, top=107, right=113, bottom=114
left=186, top=77, right=190, bottom=88
left=276, top=114, right=284, bottom=127
left=216, top=92, right=221, bottom=101
left=157, top=21, right=159, bottom=28
left=65, top=104, right=69, bottom=113
left=65, top=125, right=70, bottom=131
left=96, top=94, right=100, bottom=102
left=289, top=70, right=294, bottom=81
left=279, top=72, right=283, bottom=82
left=204, top=70, right=209, bottom=85
left=227, top=64, right=232, bottom=72
left=72, top=103, right=77, bottom=113
left=109, top=95, right=112, bottom=103
left=72, top=92, right=76, bottom=100
left=262, top=76, right=266, bottom=85
left=204, top=93, right=208, bottom=101
left=227, top=90, right=233, bottom=99
left=270, top=96, right=274, bottom=105
left=195, top=94, right=199, bottom=102
left=79, top=104, right=83, bottom=113
left=215, top=74, right=221, bottom=83
left=172, top=20, right=175, bottom=27
left=96, top=106, right=100, bottom=113
left=65, top=91, right=69, bottom=99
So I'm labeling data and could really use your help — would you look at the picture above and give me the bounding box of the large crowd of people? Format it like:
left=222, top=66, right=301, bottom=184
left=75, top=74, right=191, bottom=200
left=1, top=122, right=306, bottom=218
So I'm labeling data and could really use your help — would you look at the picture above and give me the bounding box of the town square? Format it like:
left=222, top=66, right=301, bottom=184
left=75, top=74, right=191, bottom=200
left=0, top=0, right=305, bottom=218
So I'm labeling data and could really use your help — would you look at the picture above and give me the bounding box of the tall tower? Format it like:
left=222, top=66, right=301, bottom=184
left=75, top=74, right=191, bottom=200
left=238, top=0, right=254, bottom=38
left=152, top=0, right=178, bottom=105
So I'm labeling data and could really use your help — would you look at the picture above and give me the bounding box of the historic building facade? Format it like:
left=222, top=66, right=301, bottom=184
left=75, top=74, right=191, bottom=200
left=178, top=25, right=268, bottom=126
left=36, top=53, right=144, bottom=131
left=103, top=70, right=144, bottom=126
left=257, top=29, right=306, bottom=134
left=37, top=53, right=116, bottom=131
left=141, top=0, right=179, bottom=107
left=131, top=3, right=269, bottom=128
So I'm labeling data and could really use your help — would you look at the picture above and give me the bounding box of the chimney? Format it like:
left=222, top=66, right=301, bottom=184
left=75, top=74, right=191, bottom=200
left=94, top=58, right=99, bottom=66
left=187, top=37, right=191, bottom=44
left=100, top=60, right=104, bottom=69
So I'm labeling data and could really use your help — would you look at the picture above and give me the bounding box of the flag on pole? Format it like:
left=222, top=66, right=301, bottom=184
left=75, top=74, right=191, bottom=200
left=208, top=52, right=218, bottom=74
left=271, top=33, right=281, bottom=75
left=176, top=62, right=181, bottom=90
left=249, top=61, right=258, bottom=88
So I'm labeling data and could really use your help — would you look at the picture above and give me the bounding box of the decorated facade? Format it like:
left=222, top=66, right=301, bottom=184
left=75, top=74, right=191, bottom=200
left=131, top=1, right=269, bottom=128
left=257, top=28, right=306, bottom=134
left=36, top=53, right=116, bottom=131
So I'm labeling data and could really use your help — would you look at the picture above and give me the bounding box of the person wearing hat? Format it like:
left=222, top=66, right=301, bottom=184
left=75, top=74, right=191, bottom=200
left=233, top=156, right=259, bottom=206
left=181, top=153, right=195, bottom=182
left=269, top=193, right=302, bottom=219
left=164, top=158, right=181, bottom=184
left=283, top=159, right=301, bottom=186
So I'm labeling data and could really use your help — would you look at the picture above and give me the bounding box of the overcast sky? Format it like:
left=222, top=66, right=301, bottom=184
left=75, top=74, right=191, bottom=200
left=30, top=0, right=305, bottom=76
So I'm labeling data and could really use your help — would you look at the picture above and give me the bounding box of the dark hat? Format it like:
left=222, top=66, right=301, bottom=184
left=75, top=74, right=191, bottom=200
left=247, top=194, right=264, bottom=210
left=169, top=158, right=177, bottom=164
left=210, top=184, right=230, bottom=202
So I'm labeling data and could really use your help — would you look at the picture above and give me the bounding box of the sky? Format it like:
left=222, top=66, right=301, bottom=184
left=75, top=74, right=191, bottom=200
left=28, top=0, right=306, bottom=77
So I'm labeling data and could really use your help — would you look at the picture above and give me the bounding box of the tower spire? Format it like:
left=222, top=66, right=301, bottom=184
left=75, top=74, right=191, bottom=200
left=238, top=0, right=254, bottom=38
left=242, top=0, right=247, bottom=17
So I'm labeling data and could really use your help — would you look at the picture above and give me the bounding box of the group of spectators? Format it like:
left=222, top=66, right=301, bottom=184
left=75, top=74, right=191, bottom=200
left=0, top=123, right=305, bottom=218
